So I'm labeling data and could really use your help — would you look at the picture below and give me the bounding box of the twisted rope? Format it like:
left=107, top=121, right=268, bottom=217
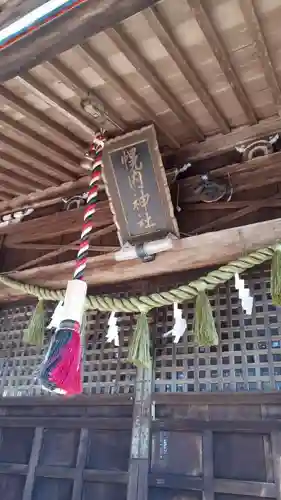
left=0, top=245, right=275, bottom=313
left=74, top=132, right=105, bottom=280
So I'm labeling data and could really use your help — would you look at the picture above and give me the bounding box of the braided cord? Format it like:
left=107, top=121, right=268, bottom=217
left=73, top=133, right=105, bottom=280
left=0, top=245, right=275, bottom=313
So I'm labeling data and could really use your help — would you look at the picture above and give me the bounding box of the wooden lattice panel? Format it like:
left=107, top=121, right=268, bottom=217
left=153, top=268, right=281, bottom=393
left=0, top=305, right=136, bottom=397
left=0, top=267, right=281, bottom=396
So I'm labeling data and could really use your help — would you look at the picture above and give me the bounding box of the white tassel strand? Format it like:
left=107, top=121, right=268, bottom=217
left=106, top=312, right=119, bottom=347
left=163, top=303, right=187, bottom=343
left=234, top=273, right=253, bottom=316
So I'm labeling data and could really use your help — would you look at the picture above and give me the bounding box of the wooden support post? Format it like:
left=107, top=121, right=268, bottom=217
left=127, top=364, right=153, bottom=500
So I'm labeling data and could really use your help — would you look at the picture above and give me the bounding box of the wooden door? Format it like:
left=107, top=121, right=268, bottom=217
left=0, top=395, right=133, bottom=500
left=150, top=393, right=281, bottom=500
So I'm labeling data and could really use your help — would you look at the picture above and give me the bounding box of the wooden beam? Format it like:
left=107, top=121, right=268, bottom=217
left=185, top=200, right=281, bottom=210
left=49, top=59, right=128, bottom=133
left=187, top=0, right=258, bottom=124
left=108, top=26, right=204, bottom=140
left=3, top=201, right=112, bottom=244
left=81, top=43, right=180, bottom=149
left=184, top=115, right=281, bottom=160
left=180, top=151, right=281, bottom=203
left=144, top=7, right=230, bottom=134
left=190, top=195, right=281, bottom=235
left=0, top=133, right=75, bottom=183
left=0, top=176, right=90, bottom=215
left=6, top=217, right=281, bottom=292
left=0, top=1, right=163, bottom=82
left=0, top=84, right=85, bottom=153
left=10, top=224, right=117, bottom=272
left=20, top=74, right=99, bottom=135
left=239, top=0, right=281, bottom=113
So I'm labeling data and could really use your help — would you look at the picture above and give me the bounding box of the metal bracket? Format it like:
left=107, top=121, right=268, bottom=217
left=114, top=234, right=176, bottom=262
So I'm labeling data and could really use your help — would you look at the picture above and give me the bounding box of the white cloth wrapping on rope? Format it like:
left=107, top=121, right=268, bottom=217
left=163, top=303, right=187, bottom=343
left=234, top=273, right=253, bottom=316
left=47, top=301, right=64, bottom=330
left=106, top=312, right=119, bottom=347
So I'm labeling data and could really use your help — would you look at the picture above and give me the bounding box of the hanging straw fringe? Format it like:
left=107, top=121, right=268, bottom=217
left=193, top=291, right=218, bottom=346
left=128, top=313, right=151, bottom=368
left=23, top=299, right=45, bottom=346
left=271, top=245, right=281, bottom=305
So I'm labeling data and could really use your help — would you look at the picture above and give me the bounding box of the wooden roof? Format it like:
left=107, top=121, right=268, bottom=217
left=1, top=0, right=281, bottom=201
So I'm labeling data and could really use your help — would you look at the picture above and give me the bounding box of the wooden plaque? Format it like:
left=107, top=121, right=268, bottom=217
left=102, top=125, right=179, bottom=245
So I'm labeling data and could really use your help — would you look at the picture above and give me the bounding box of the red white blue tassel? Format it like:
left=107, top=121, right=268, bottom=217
left=39, top=131, right=106, bottom=395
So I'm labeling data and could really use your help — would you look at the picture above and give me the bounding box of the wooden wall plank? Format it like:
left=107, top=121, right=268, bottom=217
left=22, top=427, right=43, bottom=500
left=271, top=431, right=281, bottom=500
left=203, top=430, right=214, bottom=500
left=127, top=365, right=152, bottom=500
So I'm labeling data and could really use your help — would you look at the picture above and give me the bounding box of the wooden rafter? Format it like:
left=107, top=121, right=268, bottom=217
left=0, top=165, right=44, bottom=192
left=0, top=85, right=85, bottom=152
left=0, top=151, right=62, bottom=188
left=0, top=179, right=28, bottom=196
left=239, top=0, right=281, bottom=113
left=0, top=192, right=13, bottom=202
left=107, top=26, right=205, bottom=140
left=20, top=74, right=99, bottom=135
left=50, top=59, right=128, bottom=133
left=0, top=111, right=80, bottom=169
left=0, top=133, right=75, bottom=183
left=144, top=7, right=230, bottom=134
left=0, top=0, right=163, bottom=82
left=187, top=0, right=258, bottom=125
left=81, top=42, right=180, bottom=149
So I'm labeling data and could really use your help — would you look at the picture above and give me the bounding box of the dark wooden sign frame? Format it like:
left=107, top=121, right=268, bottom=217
left=102, top=125, right=179, bottom=245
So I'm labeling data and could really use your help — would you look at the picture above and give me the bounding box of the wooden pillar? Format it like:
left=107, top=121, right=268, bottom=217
left=127, top=363, right=153, bottom=500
